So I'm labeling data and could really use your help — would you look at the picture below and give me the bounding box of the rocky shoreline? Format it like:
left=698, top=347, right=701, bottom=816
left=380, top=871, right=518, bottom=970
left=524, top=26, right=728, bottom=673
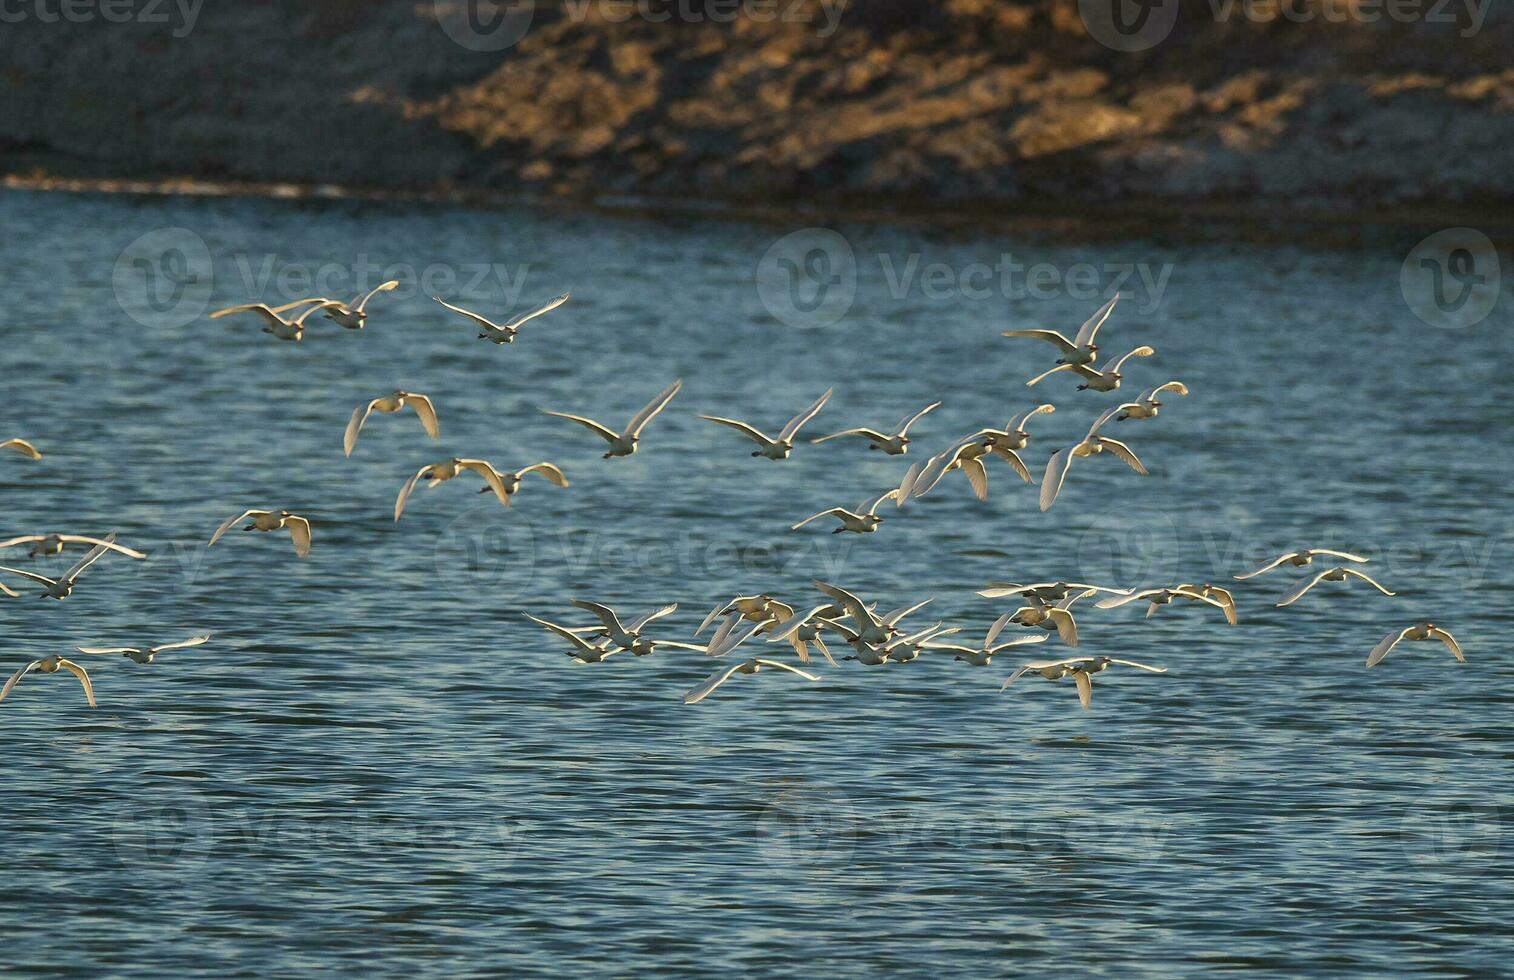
left=2, top=1, right=1511, bottom=216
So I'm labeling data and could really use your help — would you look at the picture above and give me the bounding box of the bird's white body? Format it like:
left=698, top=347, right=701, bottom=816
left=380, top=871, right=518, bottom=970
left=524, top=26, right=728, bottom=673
left=209, top=510, right=312, bottom=557
left=1367, top=623, right=1463, bottom=667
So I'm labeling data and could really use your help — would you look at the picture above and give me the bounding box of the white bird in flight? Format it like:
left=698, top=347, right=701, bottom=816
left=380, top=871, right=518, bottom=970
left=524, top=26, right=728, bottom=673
left=809, top=581, right=927, bottom=646
left=1027, top=345, right=1154, bottom=390
left=1115, top=381, right=1188, bottom=421
left=700, top=388, right=833, bottom=459
left=394, top=458, right=511, bottom=520
left=208, top=510, right=312, bottom=557
left=978, top=581, right=1126, bottom=604
left=1003, top=295, right=1118, bottom=369
left=344, top=391, right=440, bottom=456
left=1234, top=549, right=1371, bottom=580
left=270, top=280, right=401, bottom=330
left=1002, top=655, right=1166, bottom=710
left=542, top=378, right=683, bottom=458
left=1040, top=407, right=1147, bottom=511
left=473, top=462, right=571, bottom=505
left=568, top=600, right=705, bottom=657
left=683, top=657, right=820, bottom=705
left=0, top=535, right=118, bottom=599
left=1275, top=566, right=1395, bottom=607
left=922, top=616, right=1048, bottom=666
left=1097, top=586, right=1234, bottom=624
left=1, top=655, right=96, bottom=708
left=907, top=434, right=1032, bottom=501
left=2, top=438, right=41, bottom=459
left=434, top=292, right=570, bottom=344
left=697, top=595, right=796, bottom=636
left=525, top=613, right=620, bottom=663
left=809, top=401, right=940, bottom=455
left=1367, top=623, right=1463, bottom=668
left=993, top=404, right=1057, bottom=451
left=0, top=534, right=147, bottom=560
left=77, top=633, right=212, bottom=665
left=1004, top=588, right=1099, bottom=646
left=210, top=298, right=343, bottom=341
left=791, top=488, right=900, bottom=534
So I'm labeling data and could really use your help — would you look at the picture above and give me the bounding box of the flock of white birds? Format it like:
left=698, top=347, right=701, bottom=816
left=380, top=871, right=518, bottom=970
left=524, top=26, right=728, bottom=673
left=0, top=287, right=1464, bottom=710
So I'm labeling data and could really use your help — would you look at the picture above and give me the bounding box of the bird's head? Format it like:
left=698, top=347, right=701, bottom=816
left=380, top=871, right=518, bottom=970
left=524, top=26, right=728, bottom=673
left=1089, top=343, right=1102, bottom=353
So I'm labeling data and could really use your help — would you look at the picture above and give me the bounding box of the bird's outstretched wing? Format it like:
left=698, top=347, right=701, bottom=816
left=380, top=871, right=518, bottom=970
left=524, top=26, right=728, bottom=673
left=572, top=600, right=628, bottom=636
left=1276, top=570, right=1331, bottom=607
left=61, top=535, right=116, bottom=584
left=0, top=566, right=52, bottom=587
left=350, top=280, right=399, bottom=312
left=407, top=394, right=441, bottom=440
left=516, top=462, right=569, bottom=487
left=1006, top=403, right=1055, bottom=431
left=1234, top=553, right=1294, bottom=580
left=1002, top=329, right=1076, bottom=354
left=458, top=460, right=510, bottom=505
left=791, top=508, right=849, bottom=531
left=432, top=296, right=499, bottom=330
left=1366, top=627, right=1413, bottom=667
left=1074, top=670, right=1093, bottom=710
left=1096, top=437, right=1147, bottom=475
left=1428, top=627, right=1464, bottom=662
left=1073, top=295, right=1119, bottom=348
left=1040, top=449, right=1073, bottom=512
left=394, top=467, right=432, bottom=521
left=961, top=457, right=989, bottom=501
left=778, top=388, right=833, bottom=442
left=345, top=400, right=379, bottom=457
left=56, top=535, right=147, bottom=559
left=154, top=634, right=213, bottom=653
left=210, top=511, right=261, bottom=546
left=1341, top=569, right=1395, bottom=596
left=683, top=662, right=747, bottom=705
left=700, top=415, right=773, bottom=446
left=0, top=661, right=42, bottom=703
left=811, top=427, right=887, bottom=445
left=284, top=517, right=312, bottom=558
left=895, top=401, right=941, bottom=436
left=541, top=410, right=620, bottom=444
left=503, top=292, right=570, bottom=330
left=57, top=659, right=97, bottom=707
left=625, top=379, right=684, bottom=438
left=1107, top=345, right=1155, bottom=373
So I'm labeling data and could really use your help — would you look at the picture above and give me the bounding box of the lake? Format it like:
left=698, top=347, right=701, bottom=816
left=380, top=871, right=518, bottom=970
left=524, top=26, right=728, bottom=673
left=1, top=187, right=1510, bottom=975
